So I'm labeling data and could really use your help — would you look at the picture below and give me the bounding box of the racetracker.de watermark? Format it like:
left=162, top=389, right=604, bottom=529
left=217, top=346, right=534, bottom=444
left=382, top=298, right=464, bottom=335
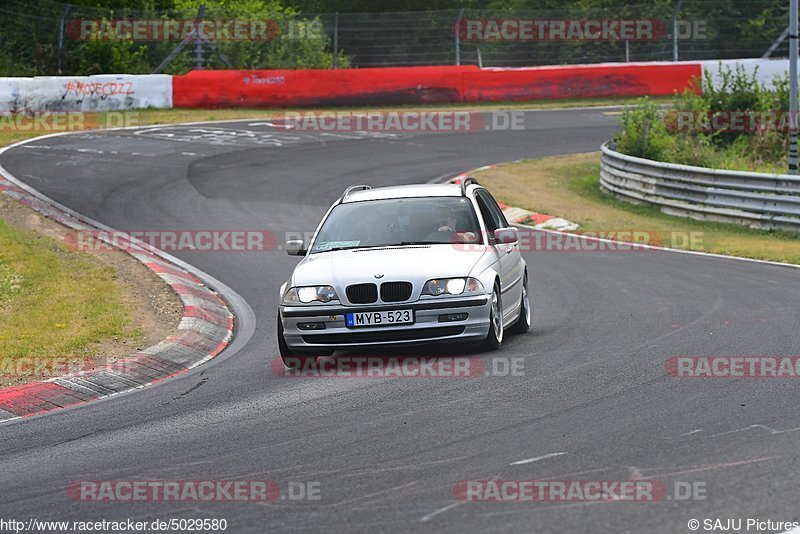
left=666, top=356, right=800, bottom=378
left=0, top=357, right=97, bottom=379
left=276, top=111, right=526, bottom=132
left=68, top=19, right=281, bottom=41
left=0, top=112, right=139, bottom=131
left=68, top=18, right=324, bottom=41
left=666, top=110, right=800, bottom=133
left=271, top=356, right=525, bottom=378
left=454, top=19, right=708, bottom=42
left=64, top=229, right=278, bottom=253
left=67, top=480, right=321, bottom=502
left=452, top=230, right=704, bottom=252
left=0, top=357, right=186, bottom=380
left=453, top=479, right=706, bottom=502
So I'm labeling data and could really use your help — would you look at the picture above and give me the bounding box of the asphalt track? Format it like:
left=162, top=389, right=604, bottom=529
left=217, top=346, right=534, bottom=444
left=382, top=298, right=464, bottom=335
left=2, top=108, right=800, bottom=533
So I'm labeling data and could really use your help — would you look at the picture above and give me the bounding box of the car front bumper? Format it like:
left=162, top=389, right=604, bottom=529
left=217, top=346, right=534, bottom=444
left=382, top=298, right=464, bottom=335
left=280, top=295, right=491, bottom=352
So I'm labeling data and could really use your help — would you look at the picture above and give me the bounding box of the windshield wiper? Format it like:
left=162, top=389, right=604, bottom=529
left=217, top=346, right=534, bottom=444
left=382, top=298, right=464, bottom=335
left=316, top=242, right=440, bottom=253
left=317, top=245, right=383, bottom=253
left=318, top=246, right=364, bottom=252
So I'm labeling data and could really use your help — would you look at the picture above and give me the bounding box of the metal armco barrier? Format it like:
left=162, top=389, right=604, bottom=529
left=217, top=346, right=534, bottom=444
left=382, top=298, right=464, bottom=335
left=600, top=141, right=800, bottom=231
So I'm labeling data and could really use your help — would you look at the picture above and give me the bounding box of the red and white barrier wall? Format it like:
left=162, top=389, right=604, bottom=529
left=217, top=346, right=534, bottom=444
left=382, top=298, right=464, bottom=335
left=168, top=58, right=795, bottom=107
left=0, top=59, right=792, bottom=112
left=172, top=66, right=468, bottom=107
left=170, top=62, right=704, bottom=107
left=460, top=62, right=702, bottom=101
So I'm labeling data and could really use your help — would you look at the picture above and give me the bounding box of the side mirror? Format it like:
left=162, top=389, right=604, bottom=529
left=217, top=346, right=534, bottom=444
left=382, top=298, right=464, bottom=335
left=285, top=240, right=306, bottom=256
left=493, top=227, right=518, bottom=245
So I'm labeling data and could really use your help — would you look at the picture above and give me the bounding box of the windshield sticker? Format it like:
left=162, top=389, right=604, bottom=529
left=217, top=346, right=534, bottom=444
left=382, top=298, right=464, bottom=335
left=314, top=240, right=361, bottom=251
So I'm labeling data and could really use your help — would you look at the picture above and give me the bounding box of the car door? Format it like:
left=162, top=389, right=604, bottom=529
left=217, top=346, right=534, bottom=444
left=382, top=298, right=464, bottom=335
left=475, top=190, right=523, bottom=321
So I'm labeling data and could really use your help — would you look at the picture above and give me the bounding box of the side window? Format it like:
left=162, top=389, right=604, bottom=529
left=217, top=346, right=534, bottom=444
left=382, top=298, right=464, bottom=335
left=480, top=190, right=510, bottom=227
left=475, top=190, right=506, bottom=236
left=475, top=194, right=498, bottom=231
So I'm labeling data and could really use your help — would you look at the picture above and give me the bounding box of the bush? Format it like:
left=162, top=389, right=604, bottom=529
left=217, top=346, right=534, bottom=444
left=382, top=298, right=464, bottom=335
left=68, top=37, right=151, bottom=75
left=159, top=0, right=347, bottom=73
left=615, top=63, right=790, bottom=173
left=616, top=97, right=674, bottom=161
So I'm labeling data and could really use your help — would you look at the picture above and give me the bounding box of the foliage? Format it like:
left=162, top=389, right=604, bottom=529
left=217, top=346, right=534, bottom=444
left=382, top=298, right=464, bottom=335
left=0, top=0, right=794, bottom=74
left=616, top=97, right=674, bottom=161
left=0, top=0, right=346, bottom=75
left=69, top=35, right=151, bottom=75
left=615, top=63, right=791, bottom=173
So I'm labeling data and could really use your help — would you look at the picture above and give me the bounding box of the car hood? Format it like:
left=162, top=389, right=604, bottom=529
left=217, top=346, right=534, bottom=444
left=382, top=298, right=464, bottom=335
left=292, top=245, right=488, bottom=288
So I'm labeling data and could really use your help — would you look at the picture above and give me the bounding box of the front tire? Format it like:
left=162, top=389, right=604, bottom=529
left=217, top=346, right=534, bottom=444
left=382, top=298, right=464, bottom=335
left=480, top=283, right=503, bottom=350
left=277, top=315, right=317, bottom=369
left=508, top=272, right=530, bottom=334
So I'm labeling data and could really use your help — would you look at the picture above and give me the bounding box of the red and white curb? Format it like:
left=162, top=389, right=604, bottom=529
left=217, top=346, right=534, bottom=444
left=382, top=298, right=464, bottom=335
left=0, top=172, right=234, bottom=423
left=450, top=170, right=579, bottom=232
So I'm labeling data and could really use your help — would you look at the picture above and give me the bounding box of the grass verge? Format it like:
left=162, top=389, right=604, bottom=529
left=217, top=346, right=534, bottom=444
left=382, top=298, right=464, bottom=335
left=0, top=192, right=182, bottom=386
left=476, top=152, right=800, bottom=265
left=0, top=216, right=136, bottom=367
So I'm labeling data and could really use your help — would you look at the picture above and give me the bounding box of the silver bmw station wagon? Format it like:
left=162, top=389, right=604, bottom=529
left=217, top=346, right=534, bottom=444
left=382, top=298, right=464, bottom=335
left=277, top=179, right=529, bottom=368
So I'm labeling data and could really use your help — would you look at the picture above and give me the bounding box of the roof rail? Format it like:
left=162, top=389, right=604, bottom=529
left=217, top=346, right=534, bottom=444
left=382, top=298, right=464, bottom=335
left=460, top=177, right=479, bottom=196
left=340, top=184, right=372, bottom=203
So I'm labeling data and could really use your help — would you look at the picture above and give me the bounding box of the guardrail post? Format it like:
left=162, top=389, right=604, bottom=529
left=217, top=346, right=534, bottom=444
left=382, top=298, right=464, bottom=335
left=672, top=0, right=683, bottom=61
left=194, top=5, right=206, bottom=70
left=790, top=0, right=799, bottom=174
left=332, top=12, right=339, bottom=69
left=454, top=8, right=464, bottom=66
left=56, top=4, right=72, bottom=74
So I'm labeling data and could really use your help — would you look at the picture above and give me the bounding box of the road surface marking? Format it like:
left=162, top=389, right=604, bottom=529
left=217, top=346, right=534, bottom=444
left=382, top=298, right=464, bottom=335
left=510, top=452, right=567, bottom=465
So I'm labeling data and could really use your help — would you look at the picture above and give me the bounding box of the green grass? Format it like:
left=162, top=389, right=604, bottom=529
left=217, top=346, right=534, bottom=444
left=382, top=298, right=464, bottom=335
left=477, top=153, right=800, bottom=265
left=0, top=217, right=137, bottom=361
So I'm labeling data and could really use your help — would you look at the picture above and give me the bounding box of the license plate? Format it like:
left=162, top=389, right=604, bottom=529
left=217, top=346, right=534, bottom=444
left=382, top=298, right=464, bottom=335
left=346, top=309, right=414, bottom=328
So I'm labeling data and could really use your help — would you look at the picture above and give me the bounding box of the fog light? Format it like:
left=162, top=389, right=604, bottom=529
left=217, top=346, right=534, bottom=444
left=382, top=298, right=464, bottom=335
left=438, top=313, right=468, bottom=322
left=298, top=322, right=326, bottom=330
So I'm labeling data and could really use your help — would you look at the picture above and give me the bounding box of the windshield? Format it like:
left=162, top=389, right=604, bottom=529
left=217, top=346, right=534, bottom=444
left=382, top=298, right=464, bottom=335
left=310, top=196, right=481, bottom=253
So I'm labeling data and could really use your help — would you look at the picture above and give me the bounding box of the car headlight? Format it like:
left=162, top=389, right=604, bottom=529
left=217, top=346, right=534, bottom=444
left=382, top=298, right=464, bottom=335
left=422, top=277, right=483, bottom=296
left=284, top=285, right=338, bottom=304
